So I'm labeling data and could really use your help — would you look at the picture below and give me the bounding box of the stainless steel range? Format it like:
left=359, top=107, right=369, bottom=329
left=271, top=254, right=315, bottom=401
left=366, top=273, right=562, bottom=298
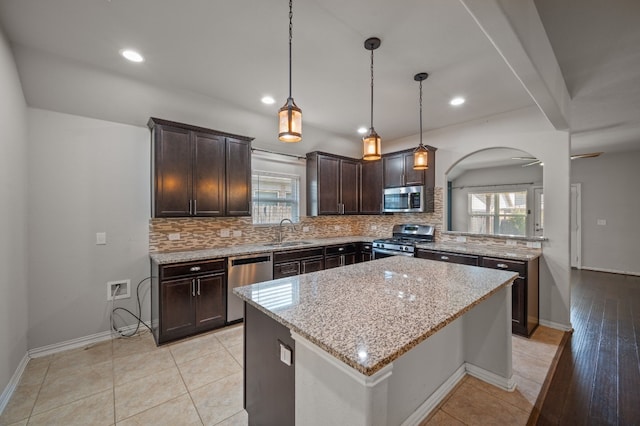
left=372, top=224, right=435, bottom=259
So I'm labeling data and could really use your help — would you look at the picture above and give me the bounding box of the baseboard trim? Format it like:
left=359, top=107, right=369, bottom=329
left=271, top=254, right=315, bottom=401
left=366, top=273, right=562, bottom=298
left=0, top=354, right=29, bottom=415
left=466, top=363, right=517, bottom=392
left=401, top=364, right=466, bottom=426
left=539, top=319, right=573, bottom=332
left=28, top=322, right=151, bottom=359
left=580, top=266, right=640, bottom=277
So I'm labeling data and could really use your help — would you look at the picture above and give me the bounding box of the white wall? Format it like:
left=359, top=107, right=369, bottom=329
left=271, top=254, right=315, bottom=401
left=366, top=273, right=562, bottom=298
left=27, top=109, right=150, bottom=348
left=387, top=106, right=572, bottom=330
left=0, top=27, right=29, bottom=395
left=571, top=150, right=640, bottom=275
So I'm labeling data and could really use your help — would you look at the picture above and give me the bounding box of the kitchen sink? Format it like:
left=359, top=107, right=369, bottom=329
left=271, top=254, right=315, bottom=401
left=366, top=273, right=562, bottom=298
left=262, top=241, right=314, bottom=247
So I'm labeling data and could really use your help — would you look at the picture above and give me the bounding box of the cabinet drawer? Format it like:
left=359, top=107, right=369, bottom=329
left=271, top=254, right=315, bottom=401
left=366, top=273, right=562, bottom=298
left=416, top=249, right=479, bottom=266
left=274, top=247, right=324, bottom=263
left=325, top=243, right=356, bottom=256
left=161, top=259, right=226, bottom=279
left=481, top=257, right=526, bottom=276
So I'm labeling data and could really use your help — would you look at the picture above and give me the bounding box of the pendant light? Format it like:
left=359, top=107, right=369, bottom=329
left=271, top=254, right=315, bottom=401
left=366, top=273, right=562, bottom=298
left=362, top=37, right=382, bottom=161
left=413, top=72, right=429, bottom=170
left=278, top=0, right=302, bottom=142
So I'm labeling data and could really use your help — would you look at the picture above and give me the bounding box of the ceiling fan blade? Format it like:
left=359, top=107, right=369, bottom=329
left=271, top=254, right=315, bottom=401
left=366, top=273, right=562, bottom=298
left=571, top=152, right=603, bottom=160
left=522, top=160, right=541, bottom=167
left=511, top=157, right=537, bottom=161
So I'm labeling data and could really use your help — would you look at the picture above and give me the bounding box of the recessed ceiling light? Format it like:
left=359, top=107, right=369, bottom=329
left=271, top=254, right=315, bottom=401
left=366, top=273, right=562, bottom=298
left=120, top=49, right=144, bottom=63
left=450, top=97, right=465, bottom=106
left=261, top=96, right=275, bottom=105
left=357, top=127, right=368, bottom=134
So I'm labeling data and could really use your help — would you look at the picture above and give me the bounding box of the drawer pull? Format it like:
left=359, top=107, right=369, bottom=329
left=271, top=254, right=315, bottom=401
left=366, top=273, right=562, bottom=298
left=190, top=266, right=201, bottom=272
left=440, top=255, right=449, bottom=260
left=497, top=263, right=509, bottom=269
left=338, top=247, right=344, bottom=252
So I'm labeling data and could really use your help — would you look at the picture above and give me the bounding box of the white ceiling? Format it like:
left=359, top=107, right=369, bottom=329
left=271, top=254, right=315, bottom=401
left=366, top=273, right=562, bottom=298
left=0, top=0, right=639, bottom=155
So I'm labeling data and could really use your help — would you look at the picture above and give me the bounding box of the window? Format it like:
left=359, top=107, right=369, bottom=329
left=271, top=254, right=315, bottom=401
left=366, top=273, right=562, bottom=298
left=252, top=171, right=300, bottom=224
left=468, top=191, right=527, bottom=236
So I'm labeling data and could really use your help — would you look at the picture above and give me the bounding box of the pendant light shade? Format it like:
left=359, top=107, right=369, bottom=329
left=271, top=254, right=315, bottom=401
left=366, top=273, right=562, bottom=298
left=362, top=37, right=382, bottom=161
left=278, top=0, right=302, bottom=143
left=413, top=72, right=429, bottom=170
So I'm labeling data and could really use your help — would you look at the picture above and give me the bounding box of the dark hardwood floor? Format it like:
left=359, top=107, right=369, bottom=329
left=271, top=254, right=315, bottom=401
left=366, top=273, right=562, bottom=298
left=537, top=269, right=640, bottom=425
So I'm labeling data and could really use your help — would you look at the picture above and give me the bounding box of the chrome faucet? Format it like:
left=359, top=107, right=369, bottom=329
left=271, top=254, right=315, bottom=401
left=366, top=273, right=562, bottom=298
left=278, top=218, right=295, bottom=244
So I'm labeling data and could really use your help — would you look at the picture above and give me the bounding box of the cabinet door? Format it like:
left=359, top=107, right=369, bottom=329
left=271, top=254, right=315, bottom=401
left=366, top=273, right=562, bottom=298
left=226, top=138, right=252, bottom=216
left=403, top=152, right=425, bottom=186
left=511, top=277, right=527, bottom=335
left=344, top=253, right=356, bottom=266
left=301, top=258, right=324, bottom=274
left=340, top=159, right=360, bottom=214
left=193, top=132, right=225, bottom=216
left=274, top=261, right=301, bottom=279
left=194, top=273, right=226, bottom=331
left=383, top=154, right=404, bottom=188
left=360, top=160, right=383, bottom=213
left=317, top=155, right=340, bottom=214
left=161, top=278, right=195, bottom=338
left=416, top=249, right=478, bottom=266
left=154, top=126, right=192, bottom=216
left=324, top=255, right=341, bottom=269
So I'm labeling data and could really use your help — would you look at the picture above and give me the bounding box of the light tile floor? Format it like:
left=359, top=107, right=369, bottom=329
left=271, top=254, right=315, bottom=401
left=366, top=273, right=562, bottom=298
left=1, top=324, right=563, bottom=426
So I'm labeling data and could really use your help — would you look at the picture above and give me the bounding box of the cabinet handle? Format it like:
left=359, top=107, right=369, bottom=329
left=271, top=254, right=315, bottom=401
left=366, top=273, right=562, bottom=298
left=189, top=199, right=193, bottom=215
left=197, top=278, right=201, bottom=296
left=190, top=266, right=201, bottom=272
left=191, top=279, right=196, bottom=297
left=193, top=199, right=197, bottom=215
left=440, top=255, right=449, bottom=260
left=497, top=263, right=509, bottom=269
left=302, top=262, right=306, bottom=274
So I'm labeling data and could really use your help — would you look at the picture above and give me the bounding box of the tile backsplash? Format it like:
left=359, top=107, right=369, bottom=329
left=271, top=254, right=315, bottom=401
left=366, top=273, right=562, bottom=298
left=149, top=188, right=444, bottom=252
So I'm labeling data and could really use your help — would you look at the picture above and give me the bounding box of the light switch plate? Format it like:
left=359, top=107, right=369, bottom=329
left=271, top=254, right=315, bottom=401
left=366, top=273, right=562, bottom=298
left=597, top=219, right=607, bottom=226
left=303, top=226, right=309, bottom=232
left=220, top=229, right=230, bottom=237
left=96, top=232, right=107, bottom=245
left=280, top=343, right=292, bottom=366
left=456, top=236, right=467, bottom=243
left=233, top=230, right=242, bottom=237
left=506, top=240, right=517, bottom=246
left=527, top=241, right=542, bottom=249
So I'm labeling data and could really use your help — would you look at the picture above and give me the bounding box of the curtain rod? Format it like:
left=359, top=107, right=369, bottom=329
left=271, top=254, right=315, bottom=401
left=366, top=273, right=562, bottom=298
left=451, top=182, right=535, bottom=190
left=251, top=147, right=307, bottom=160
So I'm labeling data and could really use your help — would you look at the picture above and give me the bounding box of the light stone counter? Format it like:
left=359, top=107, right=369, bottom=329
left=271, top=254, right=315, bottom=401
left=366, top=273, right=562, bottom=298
left=234, top=255, right=517, bottom=376
left=416, top=241, right=541, bottom=261
left=149, top=236, right=374, bottom=264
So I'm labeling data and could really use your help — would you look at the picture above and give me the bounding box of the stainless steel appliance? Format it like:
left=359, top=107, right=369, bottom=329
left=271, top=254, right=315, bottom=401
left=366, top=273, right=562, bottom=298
left=372, top=224, right=435, bottom=259
left=227, top=253, right=273, bottom=322
left=382, top=185, right=427, bottom=213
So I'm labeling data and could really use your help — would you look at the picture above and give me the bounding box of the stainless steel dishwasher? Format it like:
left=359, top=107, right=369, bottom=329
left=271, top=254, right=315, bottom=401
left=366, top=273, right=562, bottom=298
left=227, top=253, right=273, bottom=322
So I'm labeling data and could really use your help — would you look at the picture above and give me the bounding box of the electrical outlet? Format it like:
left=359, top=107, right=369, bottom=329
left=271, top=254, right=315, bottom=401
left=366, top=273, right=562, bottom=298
left=220, top=229, right=230, bottom=237
left=168, top=233, right=180, bottom=241
left=107, top=279, right=131, bottom=301
left=506, top=240, right=517, bottom=246
left=96, top=232, right=107, bottom=245
left=527, top=241, right=542, bottom=249
left=371, top=225, right=378, bottom=230
left=456, top=236, right=467, bottom=243
left=233, top=230, right=242, bottom=237
left=597, top=219, right=607, bottom=226
left=302, top=226, right=309, bottom=232
left=334, top=225, right=340, bottom=230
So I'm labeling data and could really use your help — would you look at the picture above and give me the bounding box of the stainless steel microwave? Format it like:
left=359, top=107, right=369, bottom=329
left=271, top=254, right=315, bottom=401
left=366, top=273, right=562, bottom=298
left=382, top=186, right=426, bottom=213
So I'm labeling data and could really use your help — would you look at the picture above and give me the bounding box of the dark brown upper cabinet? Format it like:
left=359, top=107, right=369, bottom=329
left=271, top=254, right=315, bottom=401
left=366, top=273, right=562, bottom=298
left=149, top=118, right=252, bottom=218
left=307, top=152, right=360, bottom=216
left=383, top=148, right=436, bottom=189
left=360, top=159, right=383, bottom=214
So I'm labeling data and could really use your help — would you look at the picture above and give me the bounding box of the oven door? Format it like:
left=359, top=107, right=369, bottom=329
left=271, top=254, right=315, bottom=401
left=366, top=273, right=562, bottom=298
left=373, top=247, right=414, bottom=259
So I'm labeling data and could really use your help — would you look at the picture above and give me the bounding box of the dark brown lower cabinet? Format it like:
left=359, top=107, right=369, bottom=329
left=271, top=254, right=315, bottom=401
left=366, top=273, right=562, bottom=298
left=245, top=303, right=294, bottom=426
left=324, top=243, right=357, bottom=269
left=357, top=242, right=374, bottom=262
left=151, top=259, right=226, bottom=344
left=273, top=247, right=325, bottom=279
left=414, top=249, right=539, bottom=337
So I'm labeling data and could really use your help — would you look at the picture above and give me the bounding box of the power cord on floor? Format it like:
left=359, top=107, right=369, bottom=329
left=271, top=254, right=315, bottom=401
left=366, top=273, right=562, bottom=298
left=110, top=276, right=153, bottom=338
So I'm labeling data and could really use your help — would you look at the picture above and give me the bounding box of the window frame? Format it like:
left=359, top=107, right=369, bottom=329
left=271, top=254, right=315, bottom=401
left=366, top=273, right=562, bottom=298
left=467, top=190, right=528, bottom=236
left=251, top=169, right=301, bottom=225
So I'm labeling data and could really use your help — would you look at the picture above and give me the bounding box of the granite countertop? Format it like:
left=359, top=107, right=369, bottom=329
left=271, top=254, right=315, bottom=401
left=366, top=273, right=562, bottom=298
left=150, top=236, right=374, bottom=264
left=234, top=256, right=517, bottom=376
left=415, top=242, right=541, bottom=261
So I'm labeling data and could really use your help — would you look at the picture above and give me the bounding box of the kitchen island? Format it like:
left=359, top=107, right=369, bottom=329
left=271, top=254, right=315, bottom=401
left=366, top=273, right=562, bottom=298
left=234, top=256, right=517, bottom=426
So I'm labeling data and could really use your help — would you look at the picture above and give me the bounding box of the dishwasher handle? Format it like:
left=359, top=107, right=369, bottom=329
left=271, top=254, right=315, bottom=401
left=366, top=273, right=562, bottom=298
left=230, top=255, right=272, bottom=267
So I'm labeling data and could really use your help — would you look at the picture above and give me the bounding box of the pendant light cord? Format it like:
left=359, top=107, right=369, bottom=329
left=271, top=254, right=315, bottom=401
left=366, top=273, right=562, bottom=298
left=419, top=79, right=423, bottom=146
left=370, top=48, right=374, bottom=129
left=288, top=0, right=293, bottom=99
